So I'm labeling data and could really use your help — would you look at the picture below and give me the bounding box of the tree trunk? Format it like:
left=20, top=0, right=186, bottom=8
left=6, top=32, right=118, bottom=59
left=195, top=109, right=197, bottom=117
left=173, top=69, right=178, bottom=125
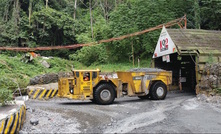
left=100, top=0, right=106, bottom=21
left=72, top=0, right=78, bottom=33
left=43, top=0, right=48, bottom=32
left=46, top=0, right=49, bottom=8
left=105, top=0, right=108, bottom=22
left=14, top=0, right=20, bottom=26
left=132, top=41, right=134, bottom=67
left=3, top=1, right=10, bottom=22
left=73, top=0, right=77, bottom=20
left=29, top=0, right=33, bottom=26
left=13, top=0, right=20, bottom=46
left=115, top=0, right=117, bottom=9
left=89, top=0, right=94, bottom=39
left=194, top=0, right=200, bottom=29
left=100, top=0, right=109, bottom=22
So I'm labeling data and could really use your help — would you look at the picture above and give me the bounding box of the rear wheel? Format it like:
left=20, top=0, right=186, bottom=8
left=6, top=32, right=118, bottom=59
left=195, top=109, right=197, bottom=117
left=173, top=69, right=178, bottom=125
left=94, top=84, right=115, bottom=105
left=150, top=81, right=167, bottom=100
left=90, top=99, right=96, bottom=103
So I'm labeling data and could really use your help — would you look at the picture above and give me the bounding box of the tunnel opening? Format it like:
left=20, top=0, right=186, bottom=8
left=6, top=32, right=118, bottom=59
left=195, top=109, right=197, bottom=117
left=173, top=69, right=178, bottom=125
left=154, top=53, right=196, bottom=93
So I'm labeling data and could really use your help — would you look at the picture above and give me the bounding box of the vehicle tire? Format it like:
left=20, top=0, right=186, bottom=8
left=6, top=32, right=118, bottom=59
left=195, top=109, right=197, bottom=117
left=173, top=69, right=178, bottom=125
left=138, top=95, right=150, bottom=99
left=94, top=84, right=115, bottom=105
left=90, top=99, right=96, bottom=103
left=150, top=81, right=167, bottom=100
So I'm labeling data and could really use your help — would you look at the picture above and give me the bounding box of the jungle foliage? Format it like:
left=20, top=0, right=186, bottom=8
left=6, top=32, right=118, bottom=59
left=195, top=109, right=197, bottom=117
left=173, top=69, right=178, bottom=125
left=0, top=0, right=220, bottom=65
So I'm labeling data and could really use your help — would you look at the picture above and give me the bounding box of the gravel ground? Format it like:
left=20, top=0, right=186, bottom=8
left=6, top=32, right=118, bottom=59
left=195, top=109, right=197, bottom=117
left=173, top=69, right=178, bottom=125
left=20, top=91, right=221, bottom=133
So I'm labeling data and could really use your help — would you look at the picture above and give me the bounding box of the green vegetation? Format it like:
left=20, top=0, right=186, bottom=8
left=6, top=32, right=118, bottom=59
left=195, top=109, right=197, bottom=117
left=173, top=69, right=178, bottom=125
left=0, top=53, right=150, bottom=105
left=207, top=53, right=215, bottom=64
left=0, top=54, right=75, bottom=88
left=0, top=54, right=75, bottom=105
left=0, top=54, right=150, bottom=87
left=0, top=53, right=149, bottom=82
left=0, top=0, right=221, bottom=65
left=0, top=88, right=13, bottom=106
left=1, top=0, right=221, bottom=103
left=216, top=88, right=221, bottom=94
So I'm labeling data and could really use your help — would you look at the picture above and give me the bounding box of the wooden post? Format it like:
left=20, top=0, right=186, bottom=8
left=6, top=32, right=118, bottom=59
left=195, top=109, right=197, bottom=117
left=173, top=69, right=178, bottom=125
left=184, top=14, right=187, bottom=29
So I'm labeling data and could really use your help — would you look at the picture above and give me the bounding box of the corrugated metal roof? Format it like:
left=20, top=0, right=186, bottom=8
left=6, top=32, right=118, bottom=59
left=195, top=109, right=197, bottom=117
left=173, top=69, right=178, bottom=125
left=167, top=29, right=221, bottom=55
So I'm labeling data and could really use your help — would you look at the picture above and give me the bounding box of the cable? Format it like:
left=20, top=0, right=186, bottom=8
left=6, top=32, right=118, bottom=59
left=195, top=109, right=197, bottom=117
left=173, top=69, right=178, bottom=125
left=187, top=19, right=197, bottom=29
left=179, top=29, right=200, bottom=66
left=188, top=50, right=199, bottom=66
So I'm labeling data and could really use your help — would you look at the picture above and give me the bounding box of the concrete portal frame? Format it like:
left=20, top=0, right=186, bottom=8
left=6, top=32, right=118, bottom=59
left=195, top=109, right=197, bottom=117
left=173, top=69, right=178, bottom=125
left=152, top=28, right=221, bottom=91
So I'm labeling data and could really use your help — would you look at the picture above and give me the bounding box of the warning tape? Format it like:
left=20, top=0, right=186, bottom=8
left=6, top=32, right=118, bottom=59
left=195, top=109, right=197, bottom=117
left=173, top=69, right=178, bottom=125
left=0, top=104, right=26, bottom=134
left=28, top=89, right=58, bottom=100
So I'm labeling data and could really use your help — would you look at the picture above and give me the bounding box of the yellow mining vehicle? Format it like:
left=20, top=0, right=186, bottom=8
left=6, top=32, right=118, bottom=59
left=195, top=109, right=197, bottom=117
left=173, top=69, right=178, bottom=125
left=57, top=68, right=172, bottom=105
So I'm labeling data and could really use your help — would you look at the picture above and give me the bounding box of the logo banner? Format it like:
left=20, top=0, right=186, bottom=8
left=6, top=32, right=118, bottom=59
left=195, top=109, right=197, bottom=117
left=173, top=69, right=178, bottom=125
left=153, top=26, right=177, bottom=58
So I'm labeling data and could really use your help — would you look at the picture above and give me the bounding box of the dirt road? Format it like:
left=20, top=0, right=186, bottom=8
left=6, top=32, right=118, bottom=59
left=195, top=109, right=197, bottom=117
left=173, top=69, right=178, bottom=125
left=20, top=92, right=221, bottom=133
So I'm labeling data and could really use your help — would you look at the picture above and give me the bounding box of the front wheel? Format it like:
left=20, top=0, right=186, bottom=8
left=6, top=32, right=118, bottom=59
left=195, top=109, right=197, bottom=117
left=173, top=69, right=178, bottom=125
left=94, top=84, right=115, bottom=105
left=150, top=81, right=167, bottom=100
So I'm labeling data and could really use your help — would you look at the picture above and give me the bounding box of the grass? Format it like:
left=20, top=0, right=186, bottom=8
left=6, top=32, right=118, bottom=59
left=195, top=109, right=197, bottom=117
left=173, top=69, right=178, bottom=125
left=0, top=54, right=152, bottom=88
left=0, top=55, right=72, bottom=93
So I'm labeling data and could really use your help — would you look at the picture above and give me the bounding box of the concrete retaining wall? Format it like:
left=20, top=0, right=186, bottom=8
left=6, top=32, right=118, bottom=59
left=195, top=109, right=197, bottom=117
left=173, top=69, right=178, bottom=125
left=28, top=89, right=58, bottom=100
left=0, top=102, right=26, bottom=134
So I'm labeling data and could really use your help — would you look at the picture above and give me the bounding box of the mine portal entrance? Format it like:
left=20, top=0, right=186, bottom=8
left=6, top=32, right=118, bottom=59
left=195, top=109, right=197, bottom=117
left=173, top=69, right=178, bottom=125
left=154, top=53, right=196, bottom=93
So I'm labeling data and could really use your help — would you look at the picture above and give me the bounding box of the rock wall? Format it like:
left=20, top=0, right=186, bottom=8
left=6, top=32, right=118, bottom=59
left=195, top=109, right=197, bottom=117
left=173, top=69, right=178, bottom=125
left=29, top=72, right=73, bottom=85
left=0, top=102, right=26, bottom=133
left=196, top=63, right=221, bottom=96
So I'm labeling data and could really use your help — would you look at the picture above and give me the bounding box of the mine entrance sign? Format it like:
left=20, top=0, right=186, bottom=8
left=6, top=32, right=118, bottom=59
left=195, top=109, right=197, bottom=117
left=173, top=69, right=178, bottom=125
left=152, top=27, right=221, bottom=93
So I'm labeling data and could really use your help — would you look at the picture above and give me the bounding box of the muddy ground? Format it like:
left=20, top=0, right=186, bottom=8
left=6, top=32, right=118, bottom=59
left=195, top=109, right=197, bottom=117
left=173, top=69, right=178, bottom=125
left=20, top=91, right=221, bottom=133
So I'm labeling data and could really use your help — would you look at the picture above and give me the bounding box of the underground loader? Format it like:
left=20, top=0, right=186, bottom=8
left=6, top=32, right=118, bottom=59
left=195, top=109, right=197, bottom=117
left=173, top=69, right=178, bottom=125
left=57, top=68, right=172, bottom=105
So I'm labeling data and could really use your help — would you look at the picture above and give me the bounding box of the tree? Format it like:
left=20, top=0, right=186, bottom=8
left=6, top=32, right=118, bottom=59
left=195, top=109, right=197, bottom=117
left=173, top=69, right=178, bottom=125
left=194, top=0, right=201, bottom=29
left=73, top=0, right=78, bottom=20
left=89, top=0, right=94, bottom=39
left=29, top=0, right=33, bottom=26
left=200, top=0, right=221, bottom=30
left=0, top=0, right=221, bottom=63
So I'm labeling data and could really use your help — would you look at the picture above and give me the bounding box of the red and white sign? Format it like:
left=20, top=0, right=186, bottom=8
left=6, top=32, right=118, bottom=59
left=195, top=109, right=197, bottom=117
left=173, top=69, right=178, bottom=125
left=153, top=26, right=176, bottom=58
left=162, top=55, right=170, bottom=62
left=160, top=38, right=168, bottom=52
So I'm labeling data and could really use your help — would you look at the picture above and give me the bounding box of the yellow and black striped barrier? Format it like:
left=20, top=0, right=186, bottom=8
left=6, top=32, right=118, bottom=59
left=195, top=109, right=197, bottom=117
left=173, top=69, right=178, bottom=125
left=0, top=104, right=26, bottom=134
left=28, top=89, right=58, bottom=100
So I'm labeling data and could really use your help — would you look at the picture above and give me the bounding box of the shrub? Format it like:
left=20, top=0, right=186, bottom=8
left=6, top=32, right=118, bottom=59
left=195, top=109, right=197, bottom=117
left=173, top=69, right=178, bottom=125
left=0, top=88, right=13, bottom=106
left=69, top=45, right=108, bottom=66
